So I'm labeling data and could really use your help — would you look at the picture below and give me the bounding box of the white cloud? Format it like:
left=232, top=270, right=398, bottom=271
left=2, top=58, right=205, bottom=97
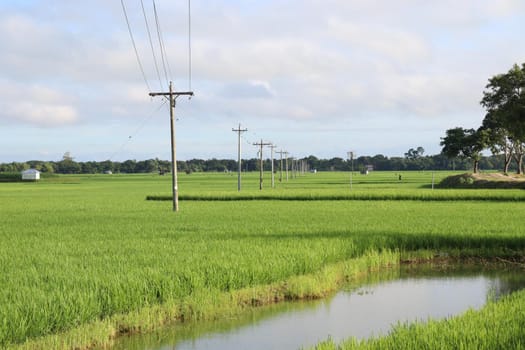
left=327, top=18, right=430, bottom=64
left=8, top=103, right=78, bottom=126
left=0, top=82, right=79, bottom=127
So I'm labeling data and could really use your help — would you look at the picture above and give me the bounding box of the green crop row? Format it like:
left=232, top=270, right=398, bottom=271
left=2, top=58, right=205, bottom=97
left=147, top=190, right=525, bottom=202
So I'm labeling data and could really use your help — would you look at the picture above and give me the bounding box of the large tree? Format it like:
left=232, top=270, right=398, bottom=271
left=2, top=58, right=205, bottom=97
left=481, top=63, right=525, bottom=174
left=440, top=127, right=486, bottom=173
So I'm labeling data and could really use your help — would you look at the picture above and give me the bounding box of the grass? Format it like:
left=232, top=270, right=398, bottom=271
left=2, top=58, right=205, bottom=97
left=1, top=171, right=525, bottom=349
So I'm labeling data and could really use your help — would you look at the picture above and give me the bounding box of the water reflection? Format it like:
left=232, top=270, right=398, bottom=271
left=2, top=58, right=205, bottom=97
left=105, top=265, right=525, bottom=350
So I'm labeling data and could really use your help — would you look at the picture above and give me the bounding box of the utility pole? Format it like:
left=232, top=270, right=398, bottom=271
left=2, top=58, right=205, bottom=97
left=253, top=139, right=271, bottom=190
left=284, top=151, right=289, bottom=181
left=149, top=81, right=193, bottom=211
left=232, top=123, right=247, bottom=191
left=347, top=151, right=354, bottom=190
left=268, top=144, right=277, bottom=188
left=276, top=150, right=285, bottom=182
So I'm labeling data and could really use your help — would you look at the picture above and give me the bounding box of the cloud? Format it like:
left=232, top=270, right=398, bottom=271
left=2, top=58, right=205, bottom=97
left=0, top=82, right=79, bottom=127
left=7, top=103, right=78, bottom=126
left=219, top=81, right=275, bottom=99
left=326, top=18, right=430, bottom=64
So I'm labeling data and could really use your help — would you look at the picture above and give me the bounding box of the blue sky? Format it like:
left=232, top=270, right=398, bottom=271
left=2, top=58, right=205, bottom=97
left=1, top=0, right=524, bottom=162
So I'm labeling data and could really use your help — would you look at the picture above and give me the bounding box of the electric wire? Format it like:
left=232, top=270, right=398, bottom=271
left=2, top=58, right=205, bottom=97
left=120, top=0, right=151, bottom=92
left=106, top=100, right=168, bottom=161
left=188, top=0, right=192, bottom=91
left=156, top=4, right=174, bottom=82
left=152, top=0, right=171, bottom=87
left=140, top=0, right=163, bottom=90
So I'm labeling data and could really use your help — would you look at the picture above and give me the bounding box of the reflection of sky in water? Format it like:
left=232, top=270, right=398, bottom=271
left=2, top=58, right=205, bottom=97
left=166, top=277, right=495, bottom=350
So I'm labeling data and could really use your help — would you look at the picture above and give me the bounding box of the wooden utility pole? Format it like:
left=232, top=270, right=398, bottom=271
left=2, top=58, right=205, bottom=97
left=232, top=123, right=247, bottom=191
left=253, top=139, right=271, bottom=190
left=284, top=151, right=289, bottom=181
left=149, top=82, right=193, bottom=211
left=268, top=144, right=277, bottom=188
left=276, top=150, right=285, bottom=182
left=347, top=151, right=354, bottom=190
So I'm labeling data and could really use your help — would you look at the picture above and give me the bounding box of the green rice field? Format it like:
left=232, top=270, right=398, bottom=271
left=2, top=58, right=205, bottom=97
left=1, top=171, right=524, bottom=349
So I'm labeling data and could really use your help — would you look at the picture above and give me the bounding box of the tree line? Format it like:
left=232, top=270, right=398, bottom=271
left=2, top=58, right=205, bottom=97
left=0, top=152, right=517, bottom=175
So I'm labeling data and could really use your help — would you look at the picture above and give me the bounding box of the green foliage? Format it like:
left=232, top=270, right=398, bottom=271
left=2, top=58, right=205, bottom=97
left=0, top=153, right=520, bottom=175
left=481, top=62, right=525, bottom=174
left=0, top=173, right=22, bottom=182
left=440, top=127, right=487, bottom=173
left=481, top=63, right=525, bottom=143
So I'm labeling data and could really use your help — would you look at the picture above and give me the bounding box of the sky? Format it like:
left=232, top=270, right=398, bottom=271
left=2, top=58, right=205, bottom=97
left=1, top=0, right=524, bottom=162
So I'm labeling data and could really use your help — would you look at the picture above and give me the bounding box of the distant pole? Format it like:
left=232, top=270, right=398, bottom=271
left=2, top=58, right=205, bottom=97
left=347, top=151, right=354, bottom=190
left=432, top=171, right=435, bottom=190
left=149, top=82, right=193, bottom=211
left=232, top=123, right=248, bottom=191
left=269, top=144, right=277, bottom=188
left=284, top=151, right=289, bottom=181
left=253, top=139, right=271, bottom=190
left=276, top=150, right=285, bottom=182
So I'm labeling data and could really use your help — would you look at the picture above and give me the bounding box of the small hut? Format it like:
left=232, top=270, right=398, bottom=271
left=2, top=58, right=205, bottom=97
left=21, top=169, right=40, bottom=181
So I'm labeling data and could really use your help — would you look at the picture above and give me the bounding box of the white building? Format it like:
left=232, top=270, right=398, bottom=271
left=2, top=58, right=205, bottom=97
left=21, top=169, right=40, bottom=181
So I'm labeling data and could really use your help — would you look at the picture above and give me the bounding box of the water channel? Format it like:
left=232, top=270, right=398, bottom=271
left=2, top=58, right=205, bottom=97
left=105, top=264, right=525, bottom=350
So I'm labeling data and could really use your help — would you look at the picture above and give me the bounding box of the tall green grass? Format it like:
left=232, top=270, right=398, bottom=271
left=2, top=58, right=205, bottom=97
left=1, top=172, right=524, bottom=348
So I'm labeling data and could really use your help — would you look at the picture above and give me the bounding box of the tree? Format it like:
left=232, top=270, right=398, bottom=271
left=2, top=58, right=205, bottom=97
left=62, top=152, right=74, bottom=161
left=99, top=160, right=113, bottom=173
left=482, top=114, right=513, bottom=174
left=440, top=127, right=487, bottom=173
left=404, top=147, right=424, bottom=159
left=481, top=63, right=525, bottom=174
left=121, top=159, right=137, bottom=173
left=57, top=152, right=80, bottom=174
left=57, top=159, right=80, bottom=174
left=41, top=162, right=55, bottom=173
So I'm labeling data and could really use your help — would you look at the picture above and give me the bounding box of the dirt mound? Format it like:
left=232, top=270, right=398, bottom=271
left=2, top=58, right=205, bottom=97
left=438, top=173, right=525, bottom=189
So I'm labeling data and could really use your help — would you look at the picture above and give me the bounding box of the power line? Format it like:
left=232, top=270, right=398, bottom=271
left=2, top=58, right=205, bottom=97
left=188, top=0, right=192, bottom=91
left=152, top=0, right=170, bottom=87
left=120, top=0, right=151, bottom=92
left=140, top=0, right=163, bottom=90
left=106, top=100, right=167, bottom=161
